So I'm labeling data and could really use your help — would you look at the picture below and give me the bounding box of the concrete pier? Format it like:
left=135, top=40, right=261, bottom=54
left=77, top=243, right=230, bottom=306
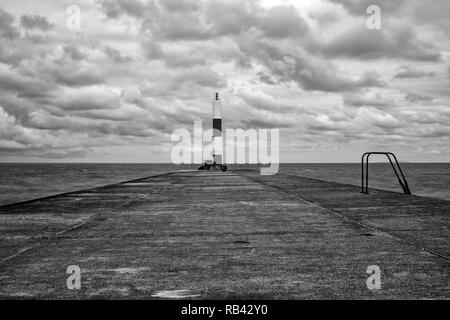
left=0, top=170, right=449, bottom=299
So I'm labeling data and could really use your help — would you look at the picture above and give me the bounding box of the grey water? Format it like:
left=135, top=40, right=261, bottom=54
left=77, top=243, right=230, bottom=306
left=0, top=163, right=448, bottom=206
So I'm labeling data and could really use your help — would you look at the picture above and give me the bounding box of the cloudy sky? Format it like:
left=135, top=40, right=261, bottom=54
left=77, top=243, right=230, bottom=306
left=0, top=0, right=449, bottom=163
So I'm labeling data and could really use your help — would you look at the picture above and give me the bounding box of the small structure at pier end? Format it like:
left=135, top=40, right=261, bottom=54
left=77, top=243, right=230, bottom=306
left=199, top=93, right=227, bottom=171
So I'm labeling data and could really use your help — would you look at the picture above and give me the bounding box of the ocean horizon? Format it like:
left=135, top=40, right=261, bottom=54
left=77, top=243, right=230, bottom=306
left=1, top=162, right=449, bottom=206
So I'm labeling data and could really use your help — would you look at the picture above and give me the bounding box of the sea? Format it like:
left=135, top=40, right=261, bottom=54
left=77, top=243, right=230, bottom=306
left=0, top=163, right=448, bottom=206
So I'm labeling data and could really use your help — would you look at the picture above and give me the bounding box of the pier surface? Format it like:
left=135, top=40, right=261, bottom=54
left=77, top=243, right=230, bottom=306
left=0, top=170, right=449, bottom=299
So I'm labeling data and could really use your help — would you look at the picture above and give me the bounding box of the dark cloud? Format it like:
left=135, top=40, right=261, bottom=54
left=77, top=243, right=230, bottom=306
left=99, top=0, right=151, bottom=18
left=103, top=45, right=131, bottom=63
left=143, top=9, right=212, bottom=41
left=0, top=64, right=53, bottom=99
left=343, top=93, right=392, bottom=108
left=28, top=112, right=158, bottom=137
left=139, top=66, right=227, bottom=99
left=160, top=0, right=200, bottom=12
left=202, top=0, right=258, bottom=38
left=0, top=0, right=448, bottom=161
left=332, top=0, right=450, bottom=36
left=104, top=0, right=308, bottom=41
left=63, top=45, right=87, bottom=61
left=308, top=9, right=339, bottom=26
left=313, top=22, right=441, bottom=62
left=20, top=14, right=53, bottom=31
left=413, top=0, right=450, bottom=35
left=0, top=9, right=20, bottom=39
left=401, top=106, right=450, bottom=126
left=257, top=5, right=308, bottom=38
left=329, top=0, right=407, bottom=15
left=407, top=125, right=450, bottom=138
left=241, top=117, right=293, bottom=129
left=257, top=72, right=278, bottom=85
left=404, top=92, right=434, bottom=103
left=53, top=66, right=104, bottom=87
left=394, top=66, right=436, bottom=79
left=142, top=40, right=206, bottom=67
left=203, top=1, right=308, bottom=39
left=0, top=44, right=23, bottom=65
left=3, top=46, right=105, bottom=90
left=54, top=86, right=120, bottom=111
left=238, top=38, right=384, bottom=92
left=175, top=67, right=227, bottom=88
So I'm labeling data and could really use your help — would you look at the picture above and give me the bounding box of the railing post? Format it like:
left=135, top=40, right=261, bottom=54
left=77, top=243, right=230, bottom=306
left=361, top=152, right=412, bottom=195
left=361, top=153, right=365, bottom=193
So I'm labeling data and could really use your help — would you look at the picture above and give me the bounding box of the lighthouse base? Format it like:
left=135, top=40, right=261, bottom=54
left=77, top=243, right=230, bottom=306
left=198, top=161, right=227, bottom=172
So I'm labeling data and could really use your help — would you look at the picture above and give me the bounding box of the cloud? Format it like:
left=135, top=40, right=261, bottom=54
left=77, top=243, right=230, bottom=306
left=0, top=0, right=448, bottom=162
left=238, top=90, right=301, bottom=114
left=228, top=97, right=297, bottom=129
left=313, top=19, right=441, bottom=61
left=404, top=92, right=434, bottom=103
left=241, top=116, right=294, bottom=129
left=238, top=38, right=384, bottom=92
left=54, top=86, right=120, bottom=111
left=206, top=2, right=308, bottom=39
left=160, top=0, right=200, bottom=12
left=0, top=44, right=105, bottom=91
left=0, top=106, right=57, bottom=151
left=401, top=105, right=450, bottom=126
left=413, top=0, right=450, bottom=35
left=0, top=63, right=53, bottom=99
left=365, top=111, right=403, bottom=129
left=329, top=0, right=408, bottom=16
left=142, top=40, right=207, bottom=67
left=47, top=63, right=105, bottom=87
left=139, top=65, right=227, bottom=100
left=0, top=9, right=20, bottom=39
left=99, top=0, right=151, bottom=19
left=27, top=108, right=159, bottom=137
left=343, top=93, right=392, bottom=108
left=307, top=113, right=349, bottom=131
left=105, top=0, right=309, bottom=41
left=103, top=45, right=132, bottom=63
left=143, top=8, right=212, bottom=41
left=253, top=5, right=308, bottom=38
left=257, top=72, right=278, bottom=85
left=204, top=1, right=309, bottom=39
left=308, top=8, right=339, bottom=27
left=394, top=66, right=436, bottom=79
left=20, top=14, right=53, bottom=31
left=175, top=67, right=227, bottom=88
left=63, top=45, right=87, bottom=61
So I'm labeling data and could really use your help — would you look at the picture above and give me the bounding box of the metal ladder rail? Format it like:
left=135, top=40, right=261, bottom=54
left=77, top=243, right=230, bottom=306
left=361, top=152, right=412, bottom=195
left=362, top=152, right=411, bottom=194
left=367, top=153, right=408, bottom=194
left=386, top=152, right=411, bottom=195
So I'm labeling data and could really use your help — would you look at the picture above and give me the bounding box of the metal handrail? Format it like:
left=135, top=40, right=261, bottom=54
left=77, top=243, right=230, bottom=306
left=361, top=152, right=411, bottom=195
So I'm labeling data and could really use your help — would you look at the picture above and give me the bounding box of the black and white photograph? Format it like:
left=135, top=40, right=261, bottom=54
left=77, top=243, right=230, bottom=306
left=0, top=0, right=449, bottom=309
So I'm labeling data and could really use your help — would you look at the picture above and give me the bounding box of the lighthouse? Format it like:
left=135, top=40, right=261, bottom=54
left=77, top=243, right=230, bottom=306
left=212, top=92, right=223, bottom=167
left=197, top=92, right=227, bottom=171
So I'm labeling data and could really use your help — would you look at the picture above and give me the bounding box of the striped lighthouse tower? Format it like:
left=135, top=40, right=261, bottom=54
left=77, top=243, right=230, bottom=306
left=212, top=92, right=223, bottom=167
